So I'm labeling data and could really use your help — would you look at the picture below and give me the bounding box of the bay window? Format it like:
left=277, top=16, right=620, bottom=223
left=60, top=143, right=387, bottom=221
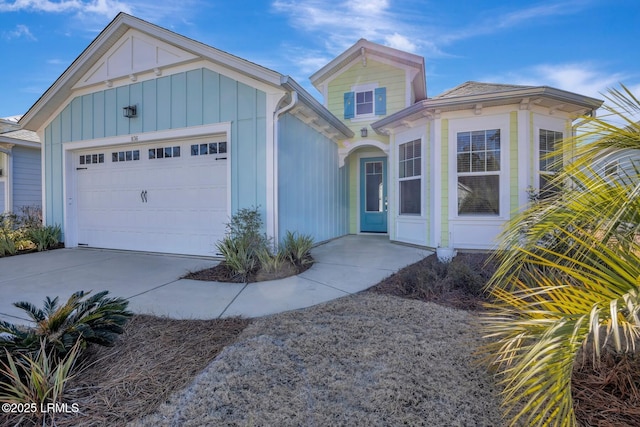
left=456, top=129, right=500, bottom=215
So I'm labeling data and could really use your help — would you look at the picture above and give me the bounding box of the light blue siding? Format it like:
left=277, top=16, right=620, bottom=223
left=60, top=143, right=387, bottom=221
left=171, top=73, right=187, bottom=128
left=12, top=146, right=42, bottom=212
left=43, top=68, right=267, bottom=237
left=129, top=82, right=143, bottom=134
left=277, top=113, right=348, bottom=243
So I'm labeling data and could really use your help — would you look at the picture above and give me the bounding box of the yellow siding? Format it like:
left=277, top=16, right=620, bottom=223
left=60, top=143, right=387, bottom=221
left=510, top=111, right=519, bottom=214
left=440, top=119, right=449, bottom=246
left=328, top=58, right=406, bottom=148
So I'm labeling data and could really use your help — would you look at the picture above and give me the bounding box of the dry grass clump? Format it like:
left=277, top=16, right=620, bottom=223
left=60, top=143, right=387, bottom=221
left=371, top=252, right=497, bottom=311
left=573, top=350, right=640, bottom=426
left=52, top=315, right=250, bottom=427
left=132, top=293, right=503, bottom=427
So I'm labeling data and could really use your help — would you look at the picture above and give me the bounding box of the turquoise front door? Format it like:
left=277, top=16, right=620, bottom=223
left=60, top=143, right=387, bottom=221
left=360, top=157, right=388, bottom=233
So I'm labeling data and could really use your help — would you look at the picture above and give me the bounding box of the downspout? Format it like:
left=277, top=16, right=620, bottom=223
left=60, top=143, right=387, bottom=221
left=0, top=147, right=11, bottom=213
left=272, top=91, right=298, bottom=245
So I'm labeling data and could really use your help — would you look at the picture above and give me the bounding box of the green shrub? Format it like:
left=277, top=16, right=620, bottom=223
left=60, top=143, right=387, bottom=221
left=0, top=232, right=17, bottom=256
left=280, top=231, right=314, bottom=268
left=26, top=225, right=61, bottom=252
left=224, top=206, right=269, bottom=256
left=0, top=339, right=80, bottom=412
left=256, top=247, right=289, bottom=274
left=0, top=290, right=133, bottom=357
left=216, top=236, right=256, bottom=282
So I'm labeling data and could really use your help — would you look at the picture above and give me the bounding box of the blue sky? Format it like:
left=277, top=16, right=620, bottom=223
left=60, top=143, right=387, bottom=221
left=1, top=0, right=639, bottom=119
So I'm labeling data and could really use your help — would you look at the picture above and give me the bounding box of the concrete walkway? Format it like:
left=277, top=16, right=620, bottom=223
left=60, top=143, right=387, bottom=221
left=0, top=235, right=429, bottom=324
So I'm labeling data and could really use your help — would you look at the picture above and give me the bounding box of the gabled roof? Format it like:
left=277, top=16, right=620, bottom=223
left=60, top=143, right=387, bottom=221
left=0, top=116, right=39, bottom=146
left=372, top=81, right=604, bottom=133
left=19, top=13, right=352, bottom=139
left=310, top=38, right=427, bottom=101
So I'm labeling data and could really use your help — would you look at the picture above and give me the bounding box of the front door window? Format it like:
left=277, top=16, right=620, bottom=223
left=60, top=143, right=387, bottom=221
left=365, top=161, right=383, bottom=212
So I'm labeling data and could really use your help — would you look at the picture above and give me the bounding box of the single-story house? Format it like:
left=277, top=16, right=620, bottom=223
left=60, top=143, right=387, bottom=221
left=19, top=13, right=603, bottom=256
left=0, top=117, right=41, bottom=215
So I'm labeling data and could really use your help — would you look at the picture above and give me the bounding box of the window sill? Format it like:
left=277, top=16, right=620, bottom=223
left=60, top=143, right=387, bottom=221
left=350, top=115, right=378, bottom=123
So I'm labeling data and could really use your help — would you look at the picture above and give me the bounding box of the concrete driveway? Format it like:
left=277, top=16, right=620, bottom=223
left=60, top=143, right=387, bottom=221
left=0, top=235, right=429, bottom=324
left=0, top=248, right=214, bottom=324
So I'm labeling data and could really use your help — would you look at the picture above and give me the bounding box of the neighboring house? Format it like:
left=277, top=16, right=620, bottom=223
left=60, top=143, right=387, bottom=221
left=0, top=117, right=42, bottom=215
left=19, top=13, right=603, bottom=256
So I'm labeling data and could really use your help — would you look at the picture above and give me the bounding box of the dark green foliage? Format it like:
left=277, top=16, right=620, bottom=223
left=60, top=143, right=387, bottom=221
left=0, top=290, right=133, bottom=357
left=280, top=231, right=314, bottom=268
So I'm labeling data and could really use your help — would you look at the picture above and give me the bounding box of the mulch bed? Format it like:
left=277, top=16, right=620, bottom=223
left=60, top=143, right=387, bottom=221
left=370, top=251, right=497, bottom=311
left=183, top=259, right=313, bottom=283
left=38, top=316, right=249, bottom=427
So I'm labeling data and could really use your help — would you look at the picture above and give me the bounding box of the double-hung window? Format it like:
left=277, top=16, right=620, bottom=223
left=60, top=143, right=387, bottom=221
left=539, top=129, right=563, bottom=198
left=456, top=129, right=501, bottom=215
left=399, top=139, right=421, bottom=214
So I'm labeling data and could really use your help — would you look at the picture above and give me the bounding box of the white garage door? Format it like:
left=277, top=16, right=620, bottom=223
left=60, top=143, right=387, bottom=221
left=75, top=137, right=228, bottom=256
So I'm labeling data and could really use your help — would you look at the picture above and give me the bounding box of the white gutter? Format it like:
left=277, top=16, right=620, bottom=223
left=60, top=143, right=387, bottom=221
left=272, top=91, right=298, bottom=245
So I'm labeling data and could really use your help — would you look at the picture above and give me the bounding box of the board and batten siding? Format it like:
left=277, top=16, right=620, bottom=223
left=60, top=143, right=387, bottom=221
left=12, top=146, right=42, bottom=211
left=277, top=113, right=348, bottom=243
left=43, top=68, right=267, bottom=234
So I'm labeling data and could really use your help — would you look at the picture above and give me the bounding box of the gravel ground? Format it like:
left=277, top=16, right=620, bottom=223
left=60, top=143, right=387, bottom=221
left=131, top=292, right=504, bottom=426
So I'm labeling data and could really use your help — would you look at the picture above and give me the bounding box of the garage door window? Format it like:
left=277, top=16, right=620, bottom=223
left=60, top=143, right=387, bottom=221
left=112, top=150, right=140, bottom=162
left=149, top=146, right=180, bottom=159
left=80, top=153, right=105, bottom=164
left=191, top=142, right=227, bottom=156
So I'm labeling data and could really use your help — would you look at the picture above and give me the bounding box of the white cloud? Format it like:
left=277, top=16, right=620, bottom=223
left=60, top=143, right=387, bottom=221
left=3, top=24, right=36, bottom=40
left=484, top=63, right=627, bottom=99
left=384, top=33, right=416, bottom=53
left=0, top=0, right=131, bottom=17
left=271, top=0, right=431, bottom=56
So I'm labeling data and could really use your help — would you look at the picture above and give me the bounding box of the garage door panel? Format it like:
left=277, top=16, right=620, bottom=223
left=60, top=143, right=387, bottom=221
left=76, top=139, right=228, bottom=256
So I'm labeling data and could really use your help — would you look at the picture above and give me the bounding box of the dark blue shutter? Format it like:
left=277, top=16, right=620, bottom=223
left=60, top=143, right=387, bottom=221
left=344, top=92, right=355, bottom=119
left=375, top=87, right=386, bottom=115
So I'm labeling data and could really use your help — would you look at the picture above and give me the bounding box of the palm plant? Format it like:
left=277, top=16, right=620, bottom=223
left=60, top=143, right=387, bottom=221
left=0, top=290, right=133, bottom=357
left=482, top=84, right=640, bottom=426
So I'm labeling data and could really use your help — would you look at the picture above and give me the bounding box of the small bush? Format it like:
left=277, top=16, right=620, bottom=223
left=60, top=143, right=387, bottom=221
left=216, top=236, right=257, bottom=282
left=16, top=205, right=42, bottom=230
left=224, top=206, right=269, bottom=256
left=0, top=290, right=133, bottom=357
left=26, top=225, right=61, bottom=252
left=281, top=231, right=314, bottom=268
left=371, top=252, right=495, bottom=310
left=256, top=247, right=286, bottom=274
left=0, top=339, right=80, bottom=413
left=0, top=232, right=17, bottom=256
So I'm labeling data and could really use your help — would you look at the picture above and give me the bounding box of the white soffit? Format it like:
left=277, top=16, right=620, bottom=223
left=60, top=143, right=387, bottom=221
left=74, top=29, right=198, bottom=89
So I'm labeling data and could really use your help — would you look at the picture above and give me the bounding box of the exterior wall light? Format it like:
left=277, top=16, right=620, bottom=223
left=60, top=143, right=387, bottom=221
left=123, top=105, right=137, bottom=118
left=360, top=127, right=368, bottom=137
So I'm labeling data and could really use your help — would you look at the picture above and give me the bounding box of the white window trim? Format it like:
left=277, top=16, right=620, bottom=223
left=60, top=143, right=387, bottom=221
left=350, top=83, right=378, bottom=121
left=536, top=128, right=563, bottom=189
left=398, top=139, right=422, bottom=216
left=449, top=116, right=509, bottom=220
